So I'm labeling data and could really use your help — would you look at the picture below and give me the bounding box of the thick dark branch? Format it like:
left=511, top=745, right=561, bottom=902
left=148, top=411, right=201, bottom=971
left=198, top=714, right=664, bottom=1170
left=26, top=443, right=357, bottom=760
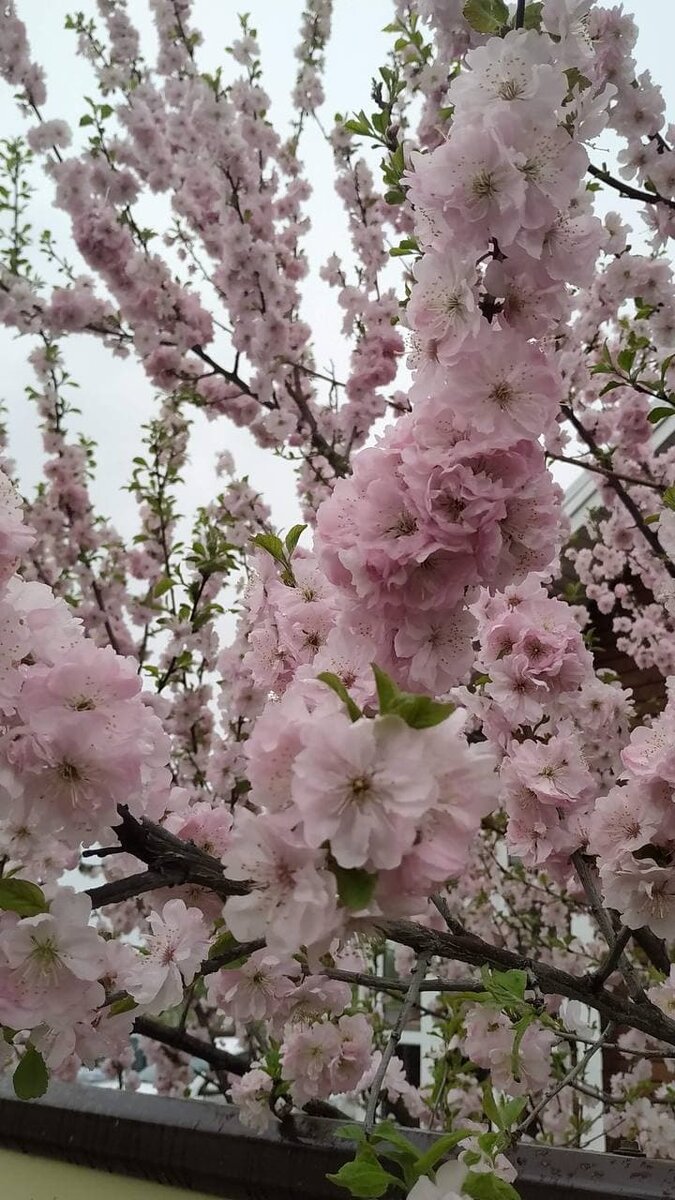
left=86, top=806, right=251, bottom=908
left=588, top=163, right=675, bottom=211
left=633, top=927, right=671, bottom=976
left=562, top=404, right=675, bottom=579
left=134, top=1016, right=248, bottom=1075
left=377, top=917, right=675, bottom=1047
left=87, top=869, right=179, bottom=907
left=201, top=940, right=266, bottom=977
left=572, top=851, right=648, bottom=1005
left=592, top=926, right=633, bottom=989
left=515, top=0, right=526, bottom=28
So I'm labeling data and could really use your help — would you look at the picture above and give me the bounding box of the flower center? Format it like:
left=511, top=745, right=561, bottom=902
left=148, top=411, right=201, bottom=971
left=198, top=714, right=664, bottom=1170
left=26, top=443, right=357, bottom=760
left=472, top=170, right=498, bottom=198
left=489, top=380, right=515, bottom=410
left=58, top=760, right=81, bottom=781
left=350, top=775, right=372, bottom=803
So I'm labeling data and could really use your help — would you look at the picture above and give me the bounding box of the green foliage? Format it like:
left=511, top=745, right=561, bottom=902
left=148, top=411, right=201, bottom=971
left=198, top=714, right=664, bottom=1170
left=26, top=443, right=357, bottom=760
left=649, top=406, right=674, bottom=424
left=510, top=1013, right=536, bottom=1083
left=332, top=865, right=378, bottom=911
left=327, top=1145, right=403, bottom=1197
left=13, top=1045, right=49, bottom=1100
left=0, top=878, right=48, bottom=917
left=251, top=525, right=304, bottom=586
left=152, top=576, right=174, bottom=598
left=413, top=1132, right=470, bottom=1179
left=463, top=1172, right=520, bottom=1200
left=522, top=2, right=544, bottom=29
left=285, top=524, right=307, bottom=554
left=329, top=1122, right=477, bottom=1198
left=372, top=664, right=455, bottom=728
left=482, top=1082, right=527, bottom=1133
left=481, top=966, right=528, bottom=1008
left=0, top=137, right=35, bottom=278
left=108, top=995, right=138, bottom=1017
left=462, top=0, right=509, bottom=35
left=390, top=237, right=419, bottom=258
left=317, top=671, right=363, bottom=722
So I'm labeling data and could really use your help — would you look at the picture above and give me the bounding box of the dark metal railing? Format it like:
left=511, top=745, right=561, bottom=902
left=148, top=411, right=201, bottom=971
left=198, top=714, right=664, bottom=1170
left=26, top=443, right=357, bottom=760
left=1, top=1080, right=674, bottom=1200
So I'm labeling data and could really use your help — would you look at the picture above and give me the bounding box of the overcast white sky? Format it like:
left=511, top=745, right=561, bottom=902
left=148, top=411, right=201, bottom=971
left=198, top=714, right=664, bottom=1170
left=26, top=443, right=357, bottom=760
left=1, top=1, right=673, bottom=542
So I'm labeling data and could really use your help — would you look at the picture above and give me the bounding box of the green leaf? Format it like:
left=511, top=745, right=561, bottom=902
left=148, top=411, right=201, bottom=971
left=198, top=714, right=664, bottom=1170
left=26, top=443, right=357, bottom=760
left=284, top=523, right=307, bottom=554
left=617, top=347, right=635, bottom=374
left=373, top=663, right=398, bottom=713
left=662, top=486, right=675, bottom=511
left=152, top=577, right=174, bottom=598
left=372, top=665, right=454, bottom=729
left=413, top=1132, right=469, bottom=1179
left=317, top=672, right=362, bottom=722
left=648, top=406, right=674, bottom=424
left=498, top=1096, right=527, bottom=1128
left=13, top=1045, right=49, bottom=1100
left=598, top=380, right=623, bottom=397
left=78, top=114, right=94, bottom=126
left=522, top=1, right=543, bottom=28
left=481, top=1080, right=502, bottom=1128
left=333, top=865, right=377, bottom=911
left=462, top=0, right=508, bottom=34
left=463, top=1171, right=520, bottom=1200
left=481, top=967, right=527, bottom=1007
left=371, top=1121, right=420, bottom=1159
left=327, top=1148, right=402, bottom=1198
left=335, top=1123, right=367, bottom=1144
left=108, top=995, right=137, bottom=1017
left=510, top=1012, right=535, bottom=1083
left=251, top=532, right=287, bottom=564
left=0, top=878, right=48, bottom=917
left=394, top=695, right=456, bottom=729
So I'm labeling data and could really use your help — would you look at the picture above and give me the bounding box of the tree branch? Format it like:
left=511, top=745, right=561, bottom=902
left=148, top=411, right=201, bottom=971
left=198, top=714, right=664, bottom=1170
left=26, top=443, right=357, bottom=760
left=86, top=805, right=251, bottom=908
left=572, top=851, right=648, bottom=1005
left=322, top=967, right=484, bottom=995
left=364, top=952, right=430, bottom=1135
left=134, top=1015, right=248, bottom=1075
left=546, top=450, right=663, bottom=492
left=588, top=163, right=675, bottom=212
left=592, top=926, right=633, bottom=989
left=513, top=1024, right=615, bottom=1140
left=377, top=917, right=675, bottom=1047
left=562, top=404, right=675, bottom=579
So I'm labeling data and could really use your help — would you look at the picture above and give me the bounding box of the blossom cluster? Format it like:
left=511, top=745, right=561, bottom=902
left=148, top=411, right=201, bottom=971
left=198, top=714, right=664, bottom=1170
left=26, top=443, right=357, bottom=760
left=1, top=0, right=675, bottom=1175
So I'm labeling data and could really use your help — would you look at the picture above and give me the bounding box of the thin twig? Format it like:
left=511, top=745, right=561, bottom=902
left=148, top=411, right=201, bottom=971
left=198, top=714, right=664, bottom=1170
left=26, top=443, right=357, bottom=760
left=546, top=451, right=663, bottom=492
left=558, top=1032, right=675, bottom=1060
left=322, top=967, right=484, bottom=995
left=513, top=1024, right=615, bottom=1140
left=364, top=953, right=430, bottom=1135
left=562, top=405, right=675, bottom=579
